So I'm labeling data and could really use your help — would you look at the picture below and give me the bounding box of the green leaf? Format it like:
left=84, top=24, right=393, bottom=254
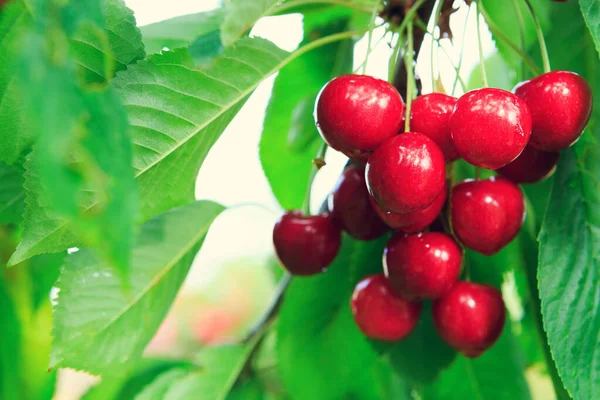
left=137, top=345, right=251, bottom=400
left=71, top=0, right=145, bottom=83
left=0, top=161, right=25, bottom=225
left=83, top=359, right=193, bottom=400
left=424, top=323, right=531, bottom=400
left=374, top=304, right=456, bottom=385
left=277, top=235, right=394, bottom=400
left=221, top=0, right=279, bottom=46
left=140, top=9, right=223, bottom=56
left=580, top=0, right=600, bottom=57
left=10, top=37, right=289, bottom=266
left=536, top=3, right=600, bottom=398
left=0, top=271, right=21, bottom=400
left=29, top=253, right=65, bottom=311
left=50, top=201, right=225, bottom=375
left=259, top=12, right=354, bottom=209
left=481, top=0, right=550, bottom=75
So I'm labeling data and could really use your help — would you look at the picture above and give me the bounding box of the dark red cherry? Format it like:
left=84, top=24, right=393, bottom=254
left=351, top=274, right=422, bottom=341
left=514, top=70, right=592, bottom=152
left=449, top=88, right=532, bottom=170
left=384, top=232, right=462, bottom=300
left=433, top=281, right=506, bottom=358
left=273, top=211, right=341, bottom=276
left=497, top=145, right=559, bottom=184
left=370, top=181, right=447, bottom=233
left=366, top=132, right=446, bottom=214
left=451, top=177, right=525, bottom=255
left=410, top=93, right=459, bottom=162
left=315, top=74, right=404, bottom=160
left=329, top=164, right=388, bottom=240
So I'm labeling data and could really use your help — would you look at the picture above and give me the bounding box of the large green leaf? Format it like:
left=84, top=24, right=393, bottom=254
left=424, top=324, right=531, bottom=400
left=50, top=201, right=225, bottom=375
left=580, top=0, right=600, bottom=56
left=0, top=271, right=21, bottom=400
left=0, top=161, right=25, bottom=225
left=136, top=345, right=251, bottom=400
left=10, top=37, right=289, bottom=266
left=259, top=10, right=353, bottom=210
left=277, top=235, right=394, bottom=400
left=536, top=3, right=600, bottom=399
left=221, top=0, right=279, bottom=46
left=140, top=9, right=224, bottom=56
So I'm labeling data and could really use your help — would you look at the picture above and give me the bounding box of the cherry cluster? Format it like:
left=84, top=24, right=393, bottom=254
left=273, top=71, right=592, bottom=358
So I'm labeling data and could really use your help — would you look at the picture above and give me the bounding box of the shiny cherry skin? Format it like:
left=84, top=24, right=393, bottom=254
left=410, top=93, right=459, bottom=162
left=329, top=164, right=388, bottom=241
left=273, top=211, right=341, bottom=276
left=451, top=177, right=525, bottom=255
left=351, top=274, right=422, bottom=341
left=315, top=74, right=405, bottom=160
left=514, top=71, right=592, bottom=152
left=449, top=88, right=532, bottom=170
left=366, top=132, right=446, bottom=214
left=370, top=181, right=447, bottom=233
left=497, top=145, right=560, bottom=184
left=433, top=281, right=506, bottom=358
left=384, top=232, right=462, bottom=300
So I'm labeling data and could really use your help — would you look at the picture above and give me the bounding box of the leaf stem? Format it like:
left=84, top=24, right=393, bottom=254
left=404, top=21, right=415, bottom=132
left=523, top=0, right=551, bottom=73
left=475, top=1, right=488, bottom=88
left=479, top=3, right=542, bottom=76
left=292, top=28, right=370, bottom=62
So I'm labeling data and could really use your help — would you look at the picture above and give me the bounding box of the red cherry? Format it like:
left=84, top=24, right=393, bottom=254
left=315, top=74, right=405, bottom=159
left=329, top=164, right=388, bottom=240
left=410, top=93, right=459, bottom=162
left=497, top=145, right=559, bottom=184
left=351, top=274, right=422, bottom=341
left=451, top=177, right=525, bottom=255
left=366, top=132, right=446, bottom=214
left=273, top=211, right=341, bottom=276
left=370, top=181, right=447, bottom=233
left=433, top=281, right=506, bottom=358
left=514, top=71, right=592, bottom=152
left=384, top=232, right=462, bottom=300
left=449, top=88, right=532, bottom=170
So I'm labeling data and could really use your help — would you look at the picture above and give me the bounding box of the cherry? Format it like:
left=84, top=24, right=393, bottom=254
left=351, top=274, right=422, bottom=341
left=433, top=281, right=506, bottom=358
left=384, top=232, right=462, bottom=300
left=370, top=181, right=447, bottom=233
left=449, top=88, right=531, bottom=170
left=497, top=145, right=559, bottom=184
left=273, top=211, right=341, bottom=276
left=329, top=164, right=388, bottom=241
left=315, top=74, right=405, bottom=159
left=514, top=70, right=592, bottom=152
left=409, top=93, right=459, bottom=162
left=451, top=177, right=525, bottom=255
left=366, top=132, right=446, bottom=214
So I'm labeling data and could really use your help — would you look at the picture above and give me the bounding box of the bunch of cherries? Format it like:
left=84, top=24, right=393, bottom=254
left=273, top=70, right=592, bottom=358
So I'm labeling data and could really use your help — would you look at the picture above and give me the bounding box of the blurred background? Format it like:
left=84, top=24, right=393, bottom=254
left=56, top=1, right=506, bottom=398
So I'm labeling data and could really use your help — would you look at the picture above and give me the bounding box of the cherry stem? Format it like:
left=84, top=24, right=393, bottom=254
left=451, top=4, right=471, bottom=95
left=523, top=0, right=551, bottom=74
left=479, top=3, right=542, bottom=76
left=430, top=0, right=444, bottom=91
left=475, top=167, right=482, bottom=180
left=362, top=3, right=380, bottom=75
left=475, top=1, right=489, bottom=88
left=404, top=21, right=415, bottom=132
left=510, top=0, right=527, bottom=81
left=302, top=142, right=328, bottom=215
left=414, top=19, right=468, bottom=92
left=388, top=30, right=404, bottom=83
